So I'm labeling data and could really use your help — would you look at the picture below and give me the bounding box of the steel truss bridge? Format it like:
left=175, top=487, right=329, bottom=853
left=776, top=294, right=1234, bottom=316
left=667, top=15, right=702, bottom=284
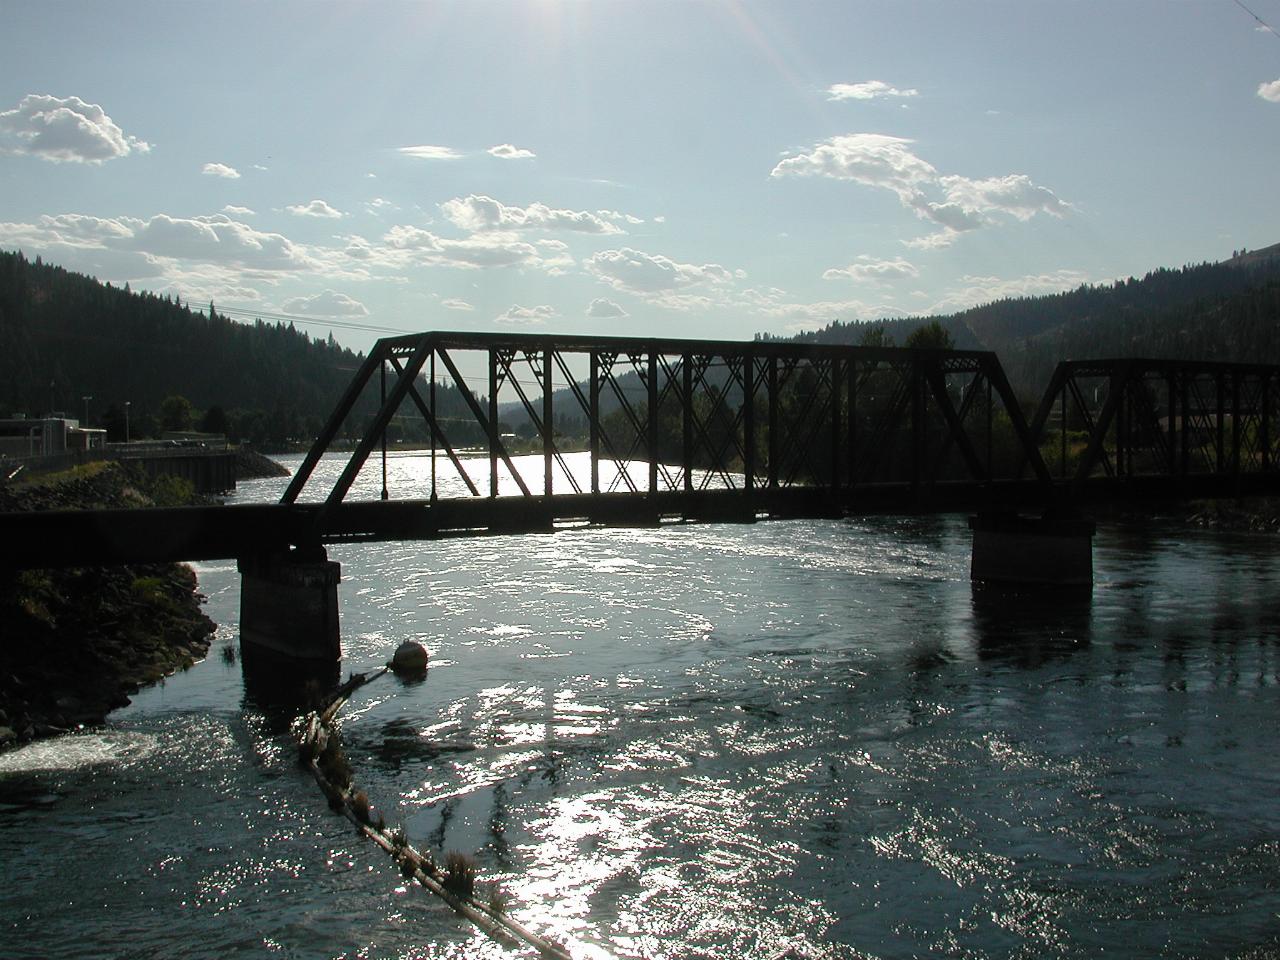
left=3, top=333, right=1279, bottom=568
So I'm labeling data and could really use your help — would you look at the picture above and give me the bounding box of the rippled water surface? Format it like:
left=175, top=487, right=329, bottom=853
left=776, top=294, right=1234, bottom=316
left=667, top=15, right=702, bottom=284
left=3, top=452, right=1280, bottom=959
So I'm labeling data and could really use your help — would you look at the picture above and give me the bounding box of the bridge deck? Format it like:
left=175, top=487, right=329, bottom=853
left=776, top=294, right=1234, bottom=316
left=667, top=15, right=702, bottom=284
left=3, top=473, right=1277, bottom=569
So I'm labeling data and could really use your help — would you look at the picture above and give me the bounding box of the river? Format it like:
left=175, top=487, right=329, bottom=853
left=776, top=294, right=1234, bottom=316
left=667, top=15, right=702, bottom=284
left=2, top=451, right=1279, bottom=959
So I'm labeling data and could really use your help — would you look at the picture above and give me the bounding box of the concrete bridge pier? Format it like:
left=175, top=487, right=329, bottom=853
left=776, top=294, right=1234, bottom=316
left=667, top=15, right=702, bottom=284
left=969, top=510, right=1096, bottom=588
left=238, top=548, right=342, bottom=672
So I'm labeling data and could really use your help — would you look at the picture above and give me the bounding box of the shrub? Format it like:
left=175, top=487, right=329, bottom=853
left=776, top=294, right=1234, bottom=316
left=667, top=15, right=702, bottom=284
left=443, top=851, right=478, bottom=898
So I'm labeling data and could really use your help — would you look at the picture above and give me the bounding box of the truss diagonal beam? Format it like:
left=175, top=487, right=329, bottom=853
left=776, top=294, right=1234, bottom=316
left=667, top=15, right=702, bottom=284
left=437, top=347, right=532, bottom=498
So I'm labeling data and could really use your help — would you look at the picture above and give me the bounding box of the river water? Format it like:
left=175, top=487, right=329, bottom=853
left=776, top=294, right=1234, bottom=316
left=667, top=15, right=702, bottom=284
left=2, top=452, right=1279, bottom=959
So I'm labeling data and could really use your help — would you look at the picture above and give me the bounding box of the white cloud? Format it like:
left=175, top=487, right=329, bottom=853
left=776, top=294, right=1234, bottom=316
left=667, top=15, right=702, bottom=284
left=495, top=303, right=556, bottom=324
left=488, top=143, right=536, bottom=160
left=126, top=214, right=312, bottom=271
left=736, top=286, right=904, bottom=332
left=222, top=205, right=255, bottom=216
left=440, top=194, right=632, bottom=234
left=281, top=289, right=369, bottom=316
left=827, top=81, right=919, bottom=101
left=0, top=212, right=309, bottom=273
left=1259, top=79, right=1280, bottom=103
left=586, top=297, right=628, bottom=319
left=0, top=93, right=150, bottom=164
left=365, top=197, right=394, bottom=214
left=382, top=224, right=545, bottom=270
left=585, top=247, right=734, bottom=296
left=823, top=255, right=919, bottom=283
left=928, top=270, right=1090, bottom=313
left=287, top=199, right=344, bottom=219
left=902, top=230, right=960, bottom=251
left=772, top=133, right=937, bottom=202
left=202, top=162, right=240, bottom=179
left=441, top=298, right=474, bottom=311
left=773, top=133, right=1069, bottom=243
left=399, top=144, right=462, bottom=160
left=936, top=173, right=1070, bottom=221
left=0, top=211, right=323, bottom=303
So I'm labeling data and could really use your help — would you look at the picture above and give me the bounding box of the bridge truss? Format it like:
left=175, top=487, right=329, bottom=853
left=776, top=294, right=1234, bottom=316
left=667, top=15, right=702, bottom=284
left=6, top=339, right=1280, bottom=569
left=1027, top=358, right=1280, bottom=491
left=282, top=331, right=1052, bottom=540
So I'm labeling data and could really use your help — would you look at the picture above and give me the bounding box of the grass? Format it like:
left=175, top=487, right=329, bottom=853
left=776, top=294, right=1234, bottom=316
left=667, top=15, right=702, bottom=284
left=487, top=884, right=512, bottom=915
left=317, top=737, right=352, bottom=789
left=350, top=789, right=371, bottom=823
left=443, top=851, right=478, bottom=898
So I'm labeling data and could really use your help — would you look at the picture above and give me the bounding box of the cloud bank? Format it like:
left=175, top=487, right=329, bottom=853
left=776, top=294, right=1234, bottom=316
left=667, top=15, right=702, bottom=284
left=0, top=94, right=150, bottom=164
left=441, top=194, right=638, bottom=234
left=772, top=133, right=1069, bottom=247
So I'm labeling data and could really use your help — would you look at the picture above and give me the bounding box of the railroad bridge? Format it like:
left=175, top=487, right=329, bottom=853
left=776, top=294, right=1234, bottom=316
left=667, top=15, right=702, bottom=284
left=2, top=332, right=1278, bottom=666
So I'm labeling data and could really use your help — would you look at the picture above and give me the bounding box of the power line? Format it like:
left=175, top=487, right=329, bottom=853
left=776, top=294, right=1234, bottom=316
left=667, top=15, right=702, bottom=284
left=1231, top=0, right=1280, bottom=41
left=208, top=303, right=408, bottom=336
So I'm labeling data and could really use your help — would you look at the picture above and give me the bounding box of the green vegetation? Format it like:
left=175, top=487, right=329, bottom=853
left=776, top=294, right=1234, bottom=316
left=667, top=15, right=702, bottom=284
left=765, top=243, right=1280, bottom=398
left=443, top=851, right=479, bottom=898
left=0, top=250, right=484, bottom=449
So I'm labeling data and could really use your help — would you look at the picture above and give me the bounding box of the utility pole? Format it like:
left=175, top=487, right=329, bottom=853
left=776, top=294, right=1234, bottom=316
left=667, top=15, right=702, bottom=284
left=82, top=395, right=92, bottom=427
left=125, top=401, right=131, bottom=444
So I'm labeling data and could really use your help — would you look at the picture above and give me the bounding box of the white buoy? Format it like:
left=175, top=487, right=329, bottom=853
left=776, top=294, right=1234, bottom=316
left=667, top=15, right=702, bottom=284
left=390, top=640, right=429, bottom=673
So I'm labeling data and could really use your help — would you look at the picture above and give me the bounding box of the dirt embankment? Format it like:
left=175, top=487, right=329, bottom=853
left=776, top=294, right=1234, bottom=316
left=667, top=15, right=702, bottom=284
left=0, top=463, right=216, bottom=748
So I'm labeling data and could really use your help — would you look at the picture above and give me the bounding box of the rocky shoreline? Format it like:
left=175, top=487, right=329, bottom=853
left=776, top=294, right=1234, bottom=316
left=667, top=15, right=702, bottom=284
left=0, top=462, right=216, bottom=749
left=234, top=446, right=291, bottom=479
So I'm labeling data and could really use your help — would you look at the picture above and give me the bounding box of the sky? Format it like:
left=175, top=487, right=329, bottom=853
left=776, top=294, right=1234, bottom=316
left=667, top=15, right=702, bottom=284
left=2, top=0, right=1280, bottom=355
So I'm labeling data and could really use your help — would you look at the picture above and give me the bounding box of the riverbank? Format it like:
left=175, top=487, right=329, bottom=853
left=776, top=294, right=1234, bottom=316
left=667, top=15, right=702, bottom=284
left=1086, top=495, right=1280, bottom=533
left=234, top=446, right=290, bottom=479
left=0, top=462, right=216, bottom=748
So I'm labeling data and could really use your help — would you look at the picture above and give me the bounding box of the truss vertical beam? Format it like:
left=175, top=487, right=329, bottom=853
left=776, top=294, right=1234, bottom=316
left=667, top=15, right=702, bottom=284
left=1259, top=371, right=1269, bottom=473
left=488, top=350, right=499, bottom=497
left=1180, top=372, right=1190, bottom=476
left=682, top=353, right=693, bottom=493
left=590, top=351, right=600, bottom=494
left=379, top=360, right=388, bottom=501
left=768, top=356, right=779, bottom=490
left=847, top=359, right=858, bottom=491
left=1232, top=371, right=1241, bottom=479
left=743, top=353, right=755, bottom=493
left=830, top=357, right=842, bottom=491
left=647, top=351, right=658, bottom=494
left=543, top=348, right=554, bottom=497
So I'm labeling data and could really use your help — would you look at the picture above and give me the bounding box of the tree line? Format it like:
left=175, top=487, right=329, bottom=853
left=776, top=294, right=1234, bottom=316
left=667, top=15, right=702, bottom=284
left=763, top=244, right=1280, bottom=399
left=0, top=250, right=485, bottom=449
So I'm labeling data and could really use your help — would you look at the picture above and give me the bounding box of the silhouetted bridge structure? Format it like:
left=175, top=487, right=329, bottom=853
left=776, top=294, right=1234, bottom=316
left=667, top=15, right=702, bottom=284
left=3, top=333, right=1278, bottom=663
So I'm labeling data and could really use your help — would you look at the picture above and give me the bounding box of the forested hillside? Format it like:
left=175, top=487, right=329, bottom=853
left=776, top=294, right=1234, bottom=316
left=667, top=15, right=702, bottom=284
left=0, top=251, right=479, bottom=446
left=768, top=244, right=1280, bottom=397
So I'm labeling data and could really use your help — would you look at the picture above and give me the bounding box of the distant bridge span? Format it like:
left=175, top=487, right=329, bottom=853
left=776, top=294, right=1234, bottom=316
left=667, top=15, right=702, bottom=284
left=3, top=332, right=1279, bottom=571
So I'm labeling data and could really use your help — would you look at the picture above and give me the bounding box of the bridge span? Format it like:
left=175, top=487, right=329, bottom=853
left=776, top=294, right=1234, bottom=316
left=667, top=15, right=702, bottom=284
left=3, top=332, right=1278, bottom=664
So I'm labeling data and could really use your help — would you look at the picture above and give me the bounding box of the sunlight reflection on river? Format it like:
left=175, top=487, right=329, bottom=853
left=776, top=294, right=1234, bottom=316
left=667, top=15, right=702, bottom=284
left=2, top=451, right=1279, bottom=959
